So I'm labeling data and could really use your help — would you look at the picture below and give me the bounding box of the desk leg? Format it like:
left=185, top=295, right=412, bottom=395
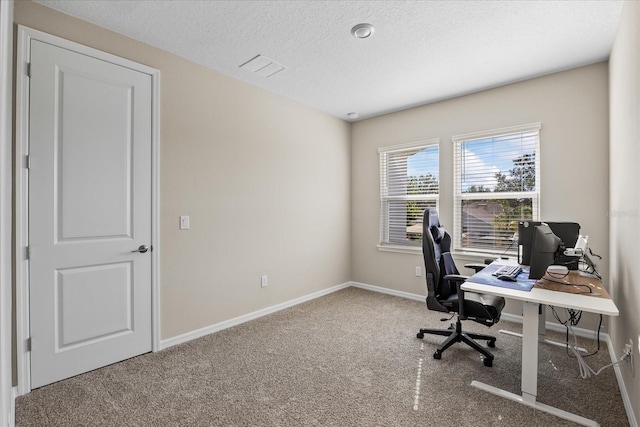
left=538, top=304, right=546, bottom=341
left=470, top=301, right=600, bottom=427
left=521, top=301, right=539, bottom=399
left=470, top=381, right=600, bottom=427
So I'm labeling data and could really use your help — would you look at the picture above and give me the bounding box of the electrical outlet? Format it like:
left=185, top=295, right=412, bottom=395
left=624, top=338, right=635, bottom=377
left=415, top=266, right=422, bottom=277
left=261, top=275, right=268, bottom=287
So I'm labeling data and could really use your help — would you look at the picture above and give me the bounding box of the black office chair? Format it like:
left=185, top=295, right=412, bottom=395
left=416, top=209, right=506, bottom=367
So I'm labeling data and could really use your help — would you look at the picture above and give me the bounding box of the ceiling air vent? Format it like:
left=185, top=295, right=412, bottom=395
left=239, top=55, right=285, bottom=78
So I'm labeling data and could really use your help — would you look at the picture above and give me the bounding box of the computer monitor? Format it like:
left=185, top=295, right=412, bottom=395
left=529, top=223, right=562, bottom=279
left=518, top=221, right=539, bottom=264
left=518, top=221, right=580, bottom=267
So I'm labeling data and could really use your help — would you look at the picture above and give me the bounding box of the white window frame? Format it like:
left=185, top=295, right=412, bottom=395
left=452, top=123, right=541, bottom=255
left=378, top=138, right=439, bottom=254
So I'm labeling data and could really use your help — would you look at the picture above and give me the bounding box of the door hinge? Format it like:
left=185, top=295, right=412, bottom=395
left=26, top=337, right=31, bottom=352
left=26, top=62, right=31, bottom=77
left=25, top=154, right=31, bottom=169
left=26, top=246, right=31, bottom=260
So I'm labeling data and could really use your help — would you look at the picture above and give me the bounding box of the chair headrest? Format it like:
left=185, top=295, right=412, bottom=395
left=426, top=208, right=440, bottom=228
left=425, top=208, right=444, bottom=243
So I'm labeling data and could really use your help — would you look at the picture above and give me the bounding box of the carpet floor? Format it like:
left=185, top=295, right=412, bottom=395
left=16, top=287, right=628, bottom=426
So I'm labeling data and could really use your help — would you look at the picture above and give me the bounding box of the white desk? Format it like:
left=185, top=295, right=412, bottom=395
left=461, top=260, right=619, bottom=427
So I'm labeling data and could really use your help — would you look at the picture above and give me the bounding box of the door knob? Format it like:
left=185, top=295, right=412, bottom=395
left=131, top=245, right=150, bottom=253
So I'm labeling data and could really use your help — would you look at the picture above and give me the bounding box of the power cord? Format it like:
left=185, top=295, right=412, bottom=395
left=579, top=250, right=601, bottom=279
left=555, top=246, right=602, bottom=279
left=496, top=238, right=515, bottom=259
left=567, top=321, right=630, bottom=379
left=542, top=271, right=593, bottom=294
left=550, top=308, right=628, bottom=378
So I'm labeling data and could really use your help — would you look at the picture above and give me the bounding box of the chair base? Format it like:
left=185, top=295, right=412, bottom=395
left=417, top=318, right=496, bottom=367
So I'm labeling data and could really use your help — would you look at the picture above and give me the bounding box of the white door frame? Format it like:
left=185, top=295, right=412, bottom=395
left=0, top=0, right=14, bottom=423
left=15, top=25, right=161, bottom=395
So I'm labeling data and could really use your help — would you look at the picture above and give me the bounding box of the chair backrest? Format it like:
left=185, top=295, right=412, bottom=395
left=422, top=209, right=459, bottom=310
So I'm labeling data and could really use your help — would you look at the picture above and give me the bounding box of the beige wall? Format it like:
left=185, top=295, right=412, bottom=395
left=609, top=0, right=640, bottom=422
left=351, top=63, right=610, bottom=320
left=13, top=1, right=351, bottom=340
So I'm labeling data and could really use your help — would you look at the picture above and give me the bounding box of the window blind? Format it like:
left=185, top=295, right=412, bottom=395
left=379, top=140, right=439, bottom=247
left=452, top=123, right=540, bottom=253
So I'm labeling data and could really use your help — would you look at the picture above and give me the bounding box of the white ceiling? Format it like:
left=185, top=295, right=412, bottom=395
left=36, top=0, right=623, bottom=121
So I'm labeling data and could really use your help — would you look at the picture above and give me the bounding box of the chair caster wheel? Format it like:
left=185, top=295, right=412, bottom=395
left=484, top=358, right=493, bottom=367
left=433, top=351, right=442, bottom=360
left=416, top=332, right=424, bottom=339
left=488, top=340, right=496, bottom=348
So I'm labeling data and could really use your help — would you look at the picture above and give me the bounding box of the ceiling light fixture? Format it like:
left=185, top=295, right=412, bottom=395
left=347, top=112, right=359, bottom=120
left=351, top=23, right=375, bottom=39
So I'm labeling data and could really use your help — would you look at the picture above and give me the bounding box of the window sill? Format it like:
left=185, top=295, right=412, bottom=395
left=453, top=250, right=517, bottom=263
left=377, top=244, right=422, bottom=255
left=376, top=245, right=517, bottom=260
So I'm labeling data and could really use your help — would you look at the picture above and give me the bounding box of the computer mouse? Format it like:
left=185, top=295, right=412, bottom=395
left=498, top=275, right=517, bottom=282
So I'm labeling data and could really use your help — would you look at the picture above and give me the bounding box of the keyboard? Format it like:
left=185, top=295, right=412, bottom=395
left=492, top=265, right=523, bottom=281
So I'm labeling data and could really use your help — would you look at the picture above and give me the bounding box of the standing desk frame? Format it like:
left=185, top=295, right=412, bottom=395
left=461, top=262, right=619, bottom=427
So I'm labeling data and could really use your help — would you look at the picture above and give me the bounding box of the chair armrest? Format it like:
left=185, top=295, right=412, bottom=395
left=443, top=274, right=469, bottom=283
left=464, top=263, right=487, bottom=273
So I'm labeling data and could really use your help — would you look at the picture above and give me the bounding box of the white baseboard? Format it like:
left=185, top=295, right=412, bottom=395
left=159, top=282, right=351, bottom=350
left=350, top=281, right=425, bottom=302
left=609, top=339, right=638, bottom=427
left=499, top=312, right=523, bottom=324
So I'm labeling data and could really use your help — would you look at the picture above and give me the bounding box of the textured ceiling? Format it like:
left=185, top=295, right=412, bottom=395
left=36, top=0, right=623, bottom=121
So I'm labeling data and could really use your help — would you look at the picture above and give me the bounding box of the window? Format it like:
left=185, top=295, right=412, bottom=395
left=452, top=123, right=540, bottom=254
left=379, top=139, right=439, bottom=249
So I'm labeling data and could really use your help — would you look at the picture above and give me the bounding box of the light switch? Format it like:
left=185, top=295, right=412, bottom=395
left=180, top=215, right=190, bottom=230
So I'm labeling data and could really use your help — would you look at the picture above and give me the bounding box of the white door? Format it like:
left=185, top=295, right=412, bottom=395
left=28, top=39, right=152, bottom=388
